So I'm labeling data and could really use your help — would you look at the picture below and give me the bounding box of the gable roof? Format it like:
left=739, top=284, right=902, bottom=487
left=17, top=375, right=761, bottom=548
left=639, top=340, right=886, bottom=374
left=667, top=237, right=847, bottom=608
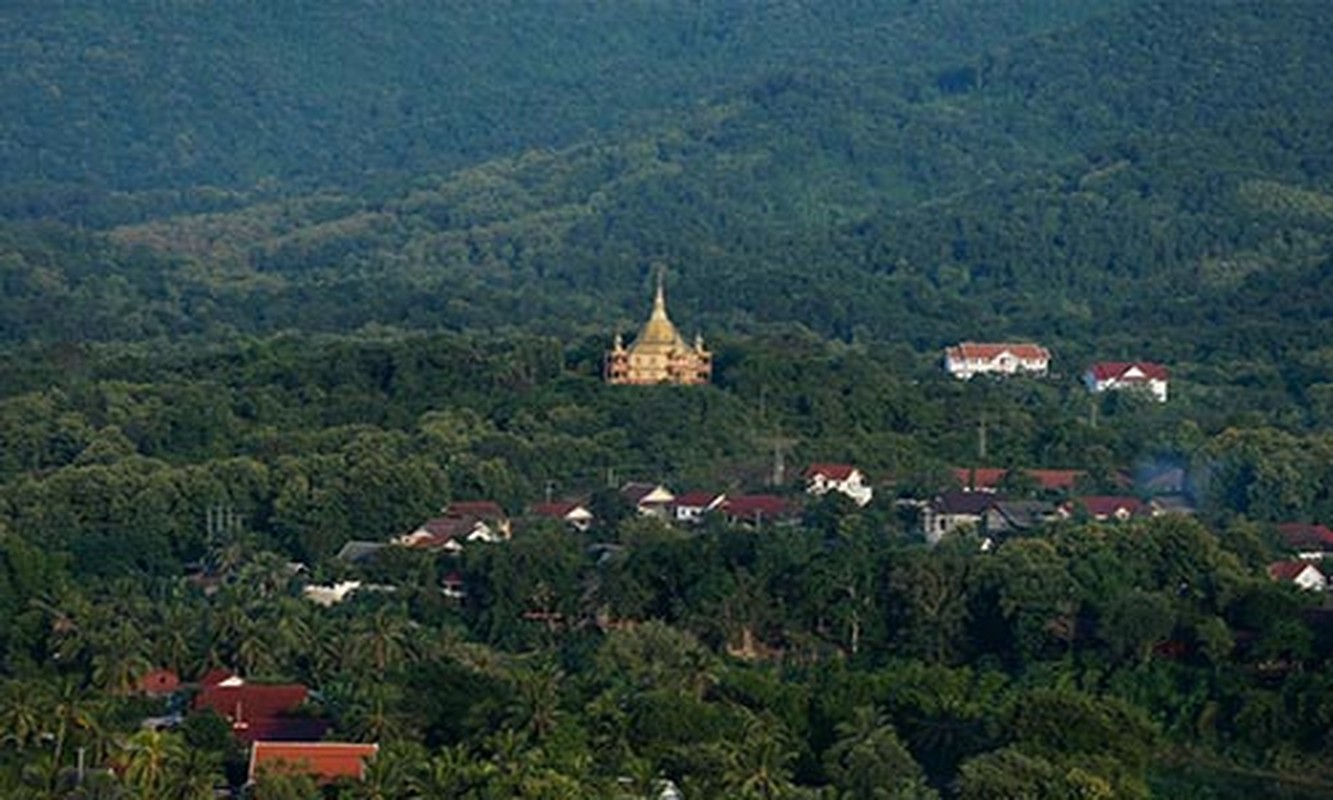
left=1276, top=523, right=1333, bottom=551
left=932, top=490, right=997, bottom=515
left=195, top=683, right=309, bottom=724
left=947, top=342, right=1050, bottom=362
left=336, top=540, right=386, bottom=563
left=249, top=742, right=378, bottom=784
left=531, top=501, right=591, bottom=519
left=1268, top=560, right=1325, bottom=582
left=990, top=500, right=1060, bottom=530
left=804, top=463, right=859, bottom=481
left=621, top=482, right=674, bottom=506
left=953, top=467, right=1083, bottom=492
left=1073, top=496, right=1145, bottom=519
left=670, top=491, right=726, bottom=509
left=1088, top=361, right=1169, bottom=382
left=953, top=467, right=1006, bottom=491
left=722, top=495, right=793, bottom=520
left=1029, top=469, right=1084, bottom=491
left=138, top=669, right=181, bottom=697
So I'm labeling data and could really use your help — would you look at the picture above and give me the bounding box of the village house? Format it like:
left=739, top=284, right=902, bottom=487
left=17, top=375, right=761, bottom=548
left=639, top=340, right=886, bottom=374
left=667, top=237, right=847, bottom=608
left=248, top=742, right=379, bottom=786
left=722, top=495, right=796, bottom=527
left=668, top=490, right=727, bottom=524
left=605, top=274, right=711, bottom=385
left=193, top=673, right=328, bottom=743
left=944, top=342, right=1051, bottom=380
left=530, top=501, right=595, bottom=531
left=396, top=500, right=511, bottom=551
left=1085, top=361, right=1170, bottom=402
left=1062, top=496, right=1148, bottom=522
left=804, top=463, right=874, bottom=507
left=1268, top=560, right=1328, bottom=592
left=983, top=500, right=1062, bottom=535
left=953, top=467, right=1084, bottom=494
left=1275, top=523, right=1333, bottom=560
left=621, top=482, right=675, bottom=518
left=923, top=491, right=997, bottom=545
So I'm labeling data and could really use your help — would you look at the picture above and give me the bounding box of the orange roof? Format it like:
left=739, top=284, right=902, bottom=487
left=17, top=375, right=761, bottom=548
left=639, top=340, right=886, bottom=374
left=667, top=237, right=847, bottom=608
left=947, top=342, right=1050, bottom=362
left=1028, top=469, right=1084, bottom=491
left=952, top=468, right=1083, bottom=492
left=248, top=742, right=378, bottom=784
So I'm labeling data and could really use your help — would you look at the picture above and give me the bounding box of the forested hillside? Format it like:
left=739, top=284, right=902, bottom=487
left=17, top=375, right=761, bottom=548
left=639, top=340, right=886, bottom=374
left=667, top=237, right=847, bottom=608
left=3, top=2, right=1332, bottom=369
left=0, top=0, right=1121, bottom=200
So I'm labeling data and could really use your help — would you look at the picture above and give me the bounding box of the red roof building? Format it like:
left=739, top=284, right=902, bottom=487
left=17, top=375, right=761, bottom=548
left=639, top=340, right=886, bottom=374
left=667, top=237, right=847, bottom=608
left=1066, top=496, right=1146, bottom=522
left=248, top=742, right=379, bottom=785
left=804, top=464, right=873, bottom=506
left=1276, top=523, right=1333, bottom=556
left=137, top=669, right=181, bottom=698
left=953, top=467, right=1083, bottom=494
left=1268, top=561, right=1328, bottom=592
left=1084, top=361, right=1170, bottom=402
left=668, top=491, right=727, bottom=524
left=945, top=342, right=1051, bottom=380
left=722, top=495, right=794, bottom=526
left=194, top=680, right=326, bottom=743
left=530, top=501, right=595, bottom=531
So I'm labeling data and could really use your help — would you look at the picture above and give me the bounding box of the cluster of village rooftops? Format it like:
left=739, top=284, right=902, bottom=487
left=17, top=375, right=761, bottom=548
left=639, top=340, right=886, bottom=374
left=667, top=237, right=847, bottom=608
left=148, top=462, right=1333, bottom=789
left=603, top=279, right=1170, bottom=402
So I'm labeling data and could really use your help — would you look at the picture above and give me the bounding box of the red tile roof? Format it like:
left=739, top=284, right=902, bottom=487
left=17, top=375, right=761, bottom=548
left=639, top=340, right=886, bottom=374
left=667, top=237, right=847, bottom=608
left=670, top=491, right=726, bottom=508
left=249, top=742, right=378, bottom=784
left=722, top=495, right=792, bottom=520
left=138, top=669, right=181, bottom=697
left=952, top=467, right=1083, bottom=492
left=195, top=683, right=309, bottom=727
left=1089, top=361, right=1169, bottom=382
left=1029, top=469, right=1084, bottom=491
left=805, top=463, right=858, bottom=481
left=952, top=467, right=1005, bottom=490
left=531, top=501, right=586, bottom=518
left=1268, top=561, right=1323, bottom=582
left=1276, top=523, right=1333, bottom=550
left=1073, top=496, right=1145, bottom=519
left=947, top=342, right=1050, bottom=361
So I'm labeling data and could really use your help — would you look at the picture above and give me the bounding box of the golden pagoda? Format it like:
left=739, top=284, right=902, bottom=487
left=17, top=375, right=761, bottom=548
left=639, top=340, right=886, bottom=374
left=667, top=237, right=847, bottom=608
left=605, top=275, right=711, bottom=385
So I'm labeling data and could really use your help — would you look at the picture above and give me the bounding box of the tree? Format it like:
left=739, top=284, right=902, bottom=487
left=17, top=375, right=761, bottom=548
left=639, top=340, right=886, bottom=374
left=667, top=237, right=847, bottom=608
left=824, top=706, right=937, bottom=800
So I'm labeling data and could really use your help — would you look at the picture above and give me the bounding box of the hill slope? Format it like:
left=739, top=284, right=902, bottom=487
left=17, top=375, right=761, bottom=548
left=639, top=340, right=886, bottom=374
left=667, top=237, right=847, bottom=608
left=0, top=0, right=1121, bottom=200
left=1, top=1, right=1331, bottom=379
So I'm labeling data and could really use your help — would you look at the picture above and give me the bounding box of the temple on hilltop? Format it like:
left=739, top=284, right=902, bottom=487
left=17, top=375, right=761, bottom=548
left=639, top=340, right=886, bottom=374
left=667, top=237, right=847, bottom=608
left=604, top=274, right=711, bottom=385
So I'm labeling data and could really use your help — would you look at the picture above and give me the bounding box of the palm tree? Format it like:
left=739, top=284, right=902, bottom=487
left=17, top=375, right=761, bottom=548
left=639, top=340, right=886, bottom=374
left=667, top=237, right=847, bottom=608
left=90, top=623, right=154, bottom=695
left=718, top=714, right=800, bottom=800
left=0, top=679, right=44, bottom=751
left=120, top=729, right=185, bottom=800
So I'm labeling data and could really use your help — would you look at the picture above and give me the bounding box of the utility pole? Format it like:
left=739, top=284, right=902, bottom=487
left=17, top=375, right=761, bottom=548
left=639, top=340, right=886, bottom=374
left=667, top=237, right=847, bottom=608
left=759, top=435, right=799, bottom=487
left=978, top=413, right=989, bottom=462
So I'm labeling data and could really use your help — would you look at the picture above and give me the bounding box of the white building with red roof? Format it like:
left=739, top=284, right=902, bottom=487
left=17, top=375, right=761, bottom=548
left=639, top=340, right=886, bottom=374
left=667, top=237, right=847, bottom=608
left=804, top=463, right=873, bottom=507
left=945, top=342, right=1050, bottom=380
left=530, top=501, right=595, bottom=531
left=668, top=491, right=727, bottom=524
left=1268, top=561, right=1328, bottom=592
left=1084, top=361, right=1170, bottom=402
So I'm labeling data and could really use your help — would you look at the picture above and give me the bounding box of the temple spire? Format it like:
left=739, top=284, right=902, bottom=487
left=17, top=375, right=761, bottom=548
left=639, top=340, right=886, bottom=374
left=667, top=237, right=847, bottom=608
left=651, top=267, right=668, bottom=320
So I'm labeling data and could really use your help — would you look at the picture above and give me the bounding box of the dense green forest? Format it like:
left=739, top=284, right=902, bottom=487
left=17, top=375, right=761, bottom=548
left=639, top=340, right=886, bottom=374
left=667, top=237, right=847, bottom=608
left=4, top=0, right=1333, bottom=797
